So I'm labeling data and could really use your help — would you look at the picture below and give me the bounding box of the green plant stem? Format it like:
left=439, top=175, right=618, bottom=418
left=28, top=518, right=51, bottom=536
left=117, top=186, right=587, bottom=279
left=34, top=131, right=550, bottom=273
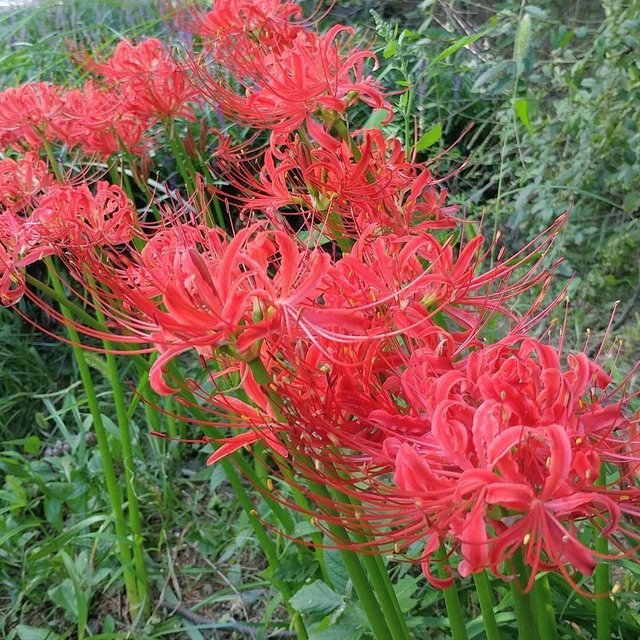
left=595, top=463, right=612, bottom=640
left=338, top=491, right=410, bottom=640
left=247, top=357, right=399, bottom=640
left=41, top=135, right=63, bottom=181
left=141, top=362, right=311, bottom=634
left=473, top=571, right=501, bottom=640
left=166, top=122, right=197, bottom=193
left=356, top=545, right=411, bottom=640
left=43, top=258, right=141, bottom=619
left=101, top=338, right=150, bottom=615
left=88, top=276, right=150, bottom=614
left=309, top=483, right=394, bottom=640
left=509, top=552, right=537, bottom=640
left=531, top=574, right=559, bottom=640
left=435, top=546, right=468, bottom=640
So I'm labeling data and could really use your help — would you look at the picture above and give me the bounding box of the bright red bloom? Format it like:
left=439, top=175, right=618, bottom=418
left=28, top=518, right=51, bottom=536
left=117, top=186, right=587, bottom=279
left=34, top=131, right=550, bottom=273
left=0, top=153, right=53, bottom=213
left=59, top=82, right=149, bottom=156
left=30, top=181, right=136, bottom=252
left=197, top=0, right=304, bottom=66
left=0, top=209, right=56, bottom=305
left=0, top=83, right=64, bottom=150
left=199, top=25, right=391, bottom=133
left=91, top=39, right=197, bottom=120
left=63, top=219, right=363, bottom=394
left=230, top=129, right=458, bottom=236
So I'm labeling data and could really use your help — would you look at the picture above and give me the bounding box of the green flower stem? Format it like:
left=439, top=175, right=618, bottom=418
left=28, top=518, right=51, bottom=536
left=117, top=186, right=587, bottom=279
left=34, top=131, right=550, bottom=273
left=41, top=135, right=63, bottom=181
left=334, top=489, right=410, bottom=640
left=473, top=571, right=501, bottom=640
left=87, top=274, right=149, bottom=613
left=43, top=259, right=141, bottom=619
left=164, top=361, right=296, bottom=533
left=219, top=454, right=308, bottom=640
left=165, top=122, right=197, bottom=196
left=25, top=274, right=109, bottom=331
left=247, top=357, right=399, bottom=639
left=100, top=339, right=150, bottom=615
left=508, top=552, right=537, bottom=640
left=531, top=574, right=559, bottom=640
left=434, top=546, right=469, bottom=640
left=354, top=541, right=411, bottom=640
left=138, top=362, right=307, bottom=637
left=166, top=123, right=226, bottom=229
left=595, top=463, right=612, bottom=640
left=308, top=482, right=395, bottom=640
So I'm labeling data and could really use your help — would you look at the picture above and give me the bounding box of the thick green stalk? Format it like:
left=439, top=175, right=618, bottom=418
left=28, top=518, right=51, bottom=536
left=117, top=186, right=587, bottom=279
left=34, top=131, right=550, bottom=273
left=132, top=360, right=307, bottom=637
left=309, top=482, right=394, bottom=640
left=509, top=552, right=537, bottom=640
left=473, top=571, right=501, bottom=640
left=101, top=340, right=150, bottom=614
left=531, top=574, right=559, bottom=640
left=357, top=549, right=411, bottom=640
left=164, top=362, right=296, bottom=533
left=220, top=455, right=308, bottom=640
left=338, top=491, right=410, bottom=640
left=435, top=546, right=469, bottom=640
left=595, top=463, right=612, bottom=640
left=44, top=260, right=141, bottom=618
left=88, top=278, right=150, bottom=613
left=246, top=357, right=398, bottom=639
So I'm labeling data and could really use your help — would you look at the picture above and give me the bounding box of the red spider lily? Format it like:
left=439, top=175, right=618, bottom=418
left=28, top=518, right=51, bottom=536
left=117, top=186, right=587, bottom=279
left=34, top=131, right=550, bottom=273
left=0, top=153, right=54, bottom=213
left=0, top=81, right=149, bottom=157
left=59, top=82, right=149, bottom=156
left=226, top=129, right=458, bottom=236
left=90, top=39, right=197, bottom=120
left=196, top=0, right=304, bottom=68
left=196, top=305, right=640, bottom=589
left=52, top=217, right=368, bottom=394
left=0, top=210, right=55, bottom=305
left=29, top=181, right=137, bottom=252
left=197, top=25, right=391, bottom=133
left=0, top=82, right=64, bottom=150
left=377, top=337, right=639, bottom=586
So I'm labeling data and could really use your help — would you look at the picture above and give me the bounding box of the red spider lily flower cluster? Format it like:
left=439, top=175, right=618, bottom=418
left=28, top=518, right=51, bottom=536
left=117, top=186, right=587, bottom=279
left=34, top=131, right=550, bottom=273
left=1, top=0, right=639, bottom=592
left=0, top=155, right=135, bottom=304
left=0, top=39, right=196, bottom=157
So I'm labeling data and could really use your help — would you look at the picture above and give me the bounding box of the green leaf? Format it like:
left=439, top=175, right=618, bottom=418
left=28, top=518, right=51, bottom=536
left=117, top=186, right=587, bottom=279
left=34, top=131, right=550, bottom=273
left=323, top=547, right=350, bottom=595
left=363, top=108, right=389, bottom=131
left=512, top=97, right=533, bottom=134
left=44, top=497, right=63, bottom=530
left=382, top=39, right=397, bottom=59
left=48, top=579, right=79, bottom=619
left=15, top=626, right=62, bottom=640
left=23, top=435, right=41, bottom=456
left=466, top=612, right=516, bottom=639
left=415, top=124, right=443, bottom=152
left=308, top=604, right=366, bottom=640
left=290, top=581, right=343, bottom=617
left=430, top=33, right=484, bottom=66
left=393, top=575, right=420, bottom=613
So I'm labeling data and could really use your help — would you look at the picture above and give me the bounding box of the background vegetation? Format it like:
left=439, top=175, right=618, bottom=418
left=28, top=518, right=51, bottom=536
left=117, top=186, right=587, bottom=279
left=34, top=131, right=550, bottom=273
left=1, top=0, right=638, bottom=638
